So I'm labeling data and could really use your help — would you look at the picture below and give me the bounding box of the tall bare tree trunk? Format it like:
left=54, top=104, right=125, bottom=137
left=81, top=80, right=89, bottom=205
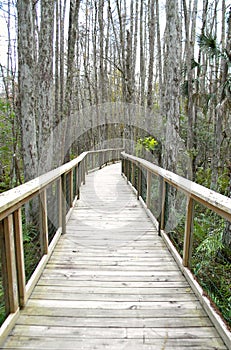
left=163, top=0, right=181, bottom=173
left=37, top=0, right=55, bottom=174
left=147, top=0, right=155, bottom=109
left=183, top=0, right=198, bottom=179
left=17, top=0, right=38, bottom=181
left=139, top=1, right=145, bottom=106
left=64, top=0, right=80, bottom=163
left=156, top=0, right=163, bottom=115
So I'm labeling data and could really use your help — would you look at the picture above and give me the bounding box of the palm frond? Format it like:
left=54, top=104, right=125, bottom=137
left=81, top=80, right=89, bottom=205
left=198, top=33, right=221, bottom=58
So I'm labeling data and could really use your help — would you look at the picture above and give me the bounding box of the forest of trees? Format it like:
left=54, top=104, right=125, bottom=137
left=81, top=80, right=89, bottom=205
left=0, top=0, right=230, bottom=191
left=1, top=0, right=230, bottom=239
left=0, top=0, right=230, bottom=327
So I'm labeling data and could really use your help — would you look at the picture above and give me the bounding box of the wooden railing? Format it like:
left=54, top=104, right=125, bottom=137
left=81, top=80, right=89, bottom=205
left=121, top=151, right=231, bottom=347
left=0, top=148, right=121, bottom=338
left=0, top=149, right=230, bottom=347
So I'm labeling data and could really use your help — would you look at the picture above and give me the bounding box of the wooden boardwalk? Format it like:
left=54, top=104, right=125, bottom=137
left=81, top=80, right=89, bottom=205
left=1, top=163, right=228, bottom=349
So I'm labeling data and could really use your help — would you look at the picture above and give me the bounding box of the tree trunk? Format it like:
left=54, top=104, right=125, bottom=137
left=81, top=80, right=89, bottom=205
left=139, top=1, right=145, bottom=106
left=63, top=0, right=80, bottom=163
left=17, top=0, right=38, bottom=182
left=37, top=0, right=55, bottom=174
left=155, top=0, right=163, bottom=115
left=183, top=0, right=198, bottom=180
left=147, top=0, right=155, bottom=109
left=163, top=0, right=181, bottom=173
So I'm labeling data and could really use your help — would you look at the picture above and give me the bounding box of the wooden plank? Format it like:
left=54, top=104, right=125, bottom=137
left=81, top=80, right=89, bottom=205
left=32, top=285, right=193, bottom=294
left=25, top=299, right=208, bottom=310
left=3, top=336, right=227, bottom=349
left=17, top=314, right=213, bottom=328
left=30, top=293, right=196, bottom=303
left=20, top=305, right=208, bottom=318
left=37, top=280, right=189, bottom=288
left=10, top=324, right=220, bottom=339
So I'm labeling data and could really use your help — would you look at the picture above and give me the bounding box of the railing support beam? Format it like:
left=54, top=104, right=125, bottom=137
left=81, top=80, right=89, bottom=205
left=39, top=190, right=49, bottom=255
left=1, top=215, right=19, bottom=313
left=61, top=173, right=66, bottom=235
left=146, top=171, right=151, bottom=209
left=183, top=196, right=194, bottom=267
left=13, top=209, right=26, bottom=307
left=160, top=179, right=167, bottom=231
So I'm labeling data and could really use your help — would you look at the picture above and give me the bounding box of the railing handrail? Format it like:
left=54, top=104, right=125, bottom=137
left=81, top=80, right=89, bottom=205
left=121, top=151, right=231, bottom=222
left=0, top=149, right=123, bottom=220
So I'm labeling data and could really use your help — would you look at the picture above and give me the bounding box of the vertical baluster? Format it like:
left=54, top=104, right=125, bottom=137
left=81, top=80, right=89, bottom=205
left=39, top=190, right=49, bottom=255
left=183, top=197, right=194, bottom=267
left=1, top=215, right=19, bottom=313
left=58, top=177, right=62, bottom=228
left=121, top=158, right=124, bottom=175
left=127, top=160, right=130, bottom=184
left=82, top=159, right=86, bottom=185
left=76, top=164, right=80, bottom=200
left=70, top=169, right=74, bottom=207
left=13, top=209, right=26, bottom=307
left=160, top=179, right=167, bottom=233
left=146, top=171, right=151, bottom=209
left=131, top=162, right=135, bottom=186
left=61, top=173, right=66, bottom=235
left=137, top=164, right=141, bottom=200
left=85, top=154, right=88, bottom=175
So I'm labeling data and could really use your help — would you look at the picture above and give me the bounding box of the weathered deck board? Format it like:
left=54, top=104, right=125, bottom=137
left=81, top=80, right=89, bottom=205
left=1, top=163, right=228, bottom=349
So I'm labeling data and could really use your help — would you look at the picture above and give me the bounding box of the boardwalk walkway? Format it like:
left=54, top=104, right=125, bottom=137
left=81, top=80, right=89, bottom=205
left=1, top=163, right=228, bottom=349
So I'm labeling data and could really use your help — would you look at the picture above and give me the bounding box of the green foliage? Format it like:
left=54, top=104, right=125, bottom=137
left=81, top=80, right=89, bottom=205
left=192, top=209, right=231, bottom=327
left=198, top=33, right=221, bottom=58
left=136, top=136, right=158, bottom=156
left=0, top=280, right=6, bottom=326
left=21, top=217, right=41, bottom=282
left=0, top=98, right=21, bottom=192
left=195, top=167, right=212, bottom=188
left=196, top=166, right=229, bottom=196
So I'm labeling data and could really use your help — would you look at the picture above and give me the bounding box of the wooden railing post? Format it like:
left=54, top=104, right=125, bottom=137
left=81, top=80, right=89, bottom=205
left=70, top=169, right=74, bottom=207
left=183, top=197, right=194, bottom=267
left=1, top=215, right=19, bottom=313
left=76, top=164, right=80, bottom=199
left=82, top=159, right=86, bottom=185
left=85, top=154, right=88, bottom=175
left=137, top=164, right=141, bottom=200
left=127, top=160, right=130, bottom=184
left=124, top=159, right=127, bottom=178
left=131, top=162, right=135, bottom=186
left=13, top=209, right=26, bottom=307
left=61, top=173, right=66, bottom=235
left=121, top=158, right=124, bottom=175
left=58, top=177, right=62, bottom=229
left=146, top=171, right=151, bottom=209
left=39, top=190, right=49, bottom=255
left=160, top=179, right=167, bottom=232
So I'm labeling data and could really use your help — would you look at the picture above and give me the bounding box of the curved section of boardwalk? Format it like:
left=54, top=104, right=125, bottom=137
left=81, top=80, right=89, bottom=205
left=2, top=163, right=227, bottom=349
